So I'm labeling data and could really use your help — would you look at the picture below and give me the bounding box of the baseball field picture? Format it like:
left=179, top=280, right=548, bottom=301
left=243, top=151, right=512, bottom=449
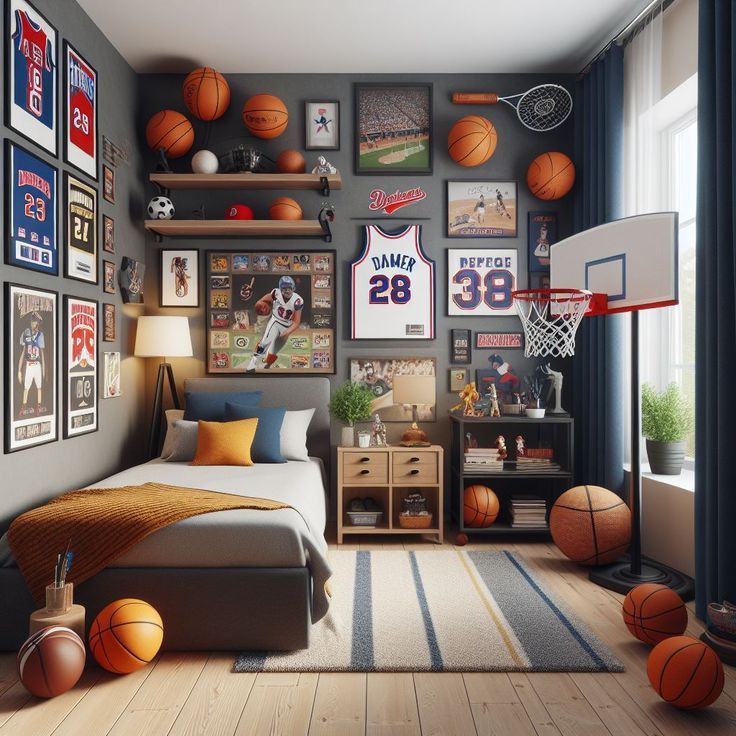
left=447, top=181, right=518, bottom=238
left=355, top=84, right=432, bottom=174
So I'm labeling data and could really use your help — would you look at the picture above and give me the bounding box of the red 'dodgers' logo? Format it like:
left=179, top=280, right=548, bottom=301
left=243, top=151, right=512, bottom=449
left=368, top=186, right=427, bottom=215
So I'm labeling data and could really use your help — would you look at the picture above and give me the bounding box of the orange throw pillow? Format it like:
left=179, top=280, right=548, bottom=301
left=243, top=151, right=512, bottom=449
left=192, top=418, right=258, bottom=466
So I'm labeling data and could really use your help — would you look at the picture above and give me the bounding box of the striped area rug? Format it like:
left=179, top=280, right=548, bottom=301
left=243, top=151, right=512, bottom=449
left=234, top=550, right=624, bottom=673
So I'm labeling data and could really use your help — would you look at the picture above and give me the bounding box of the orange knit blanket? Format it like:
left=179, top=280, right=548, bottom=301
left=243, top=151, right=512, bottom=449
left=8, top=482, right=290, bottom=604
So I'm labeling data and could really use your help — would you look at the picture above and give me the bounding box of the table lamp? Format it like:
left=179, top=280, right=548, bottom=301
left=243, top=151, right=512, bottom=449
left=392, top=374, right=435, bottom=447
left=134, top=316, right=193, bottom=458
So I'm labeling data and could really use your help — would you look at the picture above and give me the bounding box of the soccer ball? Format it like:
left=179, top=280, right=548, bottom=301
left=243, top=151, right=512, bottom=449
left=147, top=196, right=175, bottom=220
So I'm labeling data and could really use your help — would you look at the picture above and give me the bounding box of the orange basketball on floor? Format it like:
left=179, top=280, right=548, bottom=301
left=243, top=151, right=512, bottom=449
left=648, top=636, right=724, bottom=709
left=463, top=485, right=499, bottom=528
left=623, top=584, right=688, bottom=645
left=242, top=94, right=288, bottom=139
left=549, top=485, right=631, bottom=565
left=276, top=149, right=306, bottom=174
left=269, top=196, right=302, bottom=220
left=448, top=116, right=497, bottom=167
left=182, top=67, right=230, bottom=121
left=527, top=152, right=576, bottom=200
left=89, top=599, right=163, bottom=674
left=145, top=110, right=194, bottom=158
left=18, top=626, right=86, bottom=698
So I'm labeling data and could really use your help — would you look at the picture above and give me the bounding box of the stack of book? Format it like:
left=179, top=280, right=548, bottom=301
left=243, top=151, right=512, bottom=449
left=509, top=496, right=548, bottom=528
left=464, top=447, right=502, bottom=471
left=515, top=448, right=561, bottom=473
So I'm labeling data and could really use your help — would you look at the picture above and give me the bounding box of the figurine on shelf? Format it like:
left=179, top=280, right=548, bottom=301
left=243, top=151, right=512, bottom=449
left=495, top=435, right=508, bottom=461
left=464, top=432, right=478, bottom=451
left=371, top=413, right=387, bottom=447
left=516, top=435, right=526, bottom=457
left=488, top=383, right=501, bottom=417
left=451, top=382, right=480, bottom=416
left=312, top=155, right=338, bottom=175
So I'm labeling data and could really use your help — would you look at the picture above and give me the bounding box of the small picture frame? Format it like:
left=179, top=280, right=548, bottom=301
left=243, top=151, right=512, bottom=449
left=475, top=331, right=524, bottom=350
left=529, top=272, right=551, bottom=290
left=449, top=367, right=468, bottom=392
left=103, top=215, right=114, bottom=253
left=119, top=256, right=144, bottom=303
left=63, top=40, right=98, bottom=180
left=305, top=100, right=339, bottom=150
left=447, top=181, right=517, bottom=238
left=64, top=172, right=98, bottom=284
left=451, top=328, right=472, bottom=364
left=103, top=260, right=115, bottom=293
left=102, top=165, right=114, bottom=203
left=528, top=212, right=556, bottom=273
left=102, top=303, right=116, bottom=341
left=160, top=249, right=199, bottom=308
left=102, top=351, right=120, bottom=398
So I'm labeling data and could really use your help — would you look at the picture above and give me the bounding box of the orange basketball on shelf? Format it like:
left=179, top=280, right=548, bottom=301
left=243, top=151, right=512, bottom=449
left=448, top=116, right=497, bottom=167
left=527, top=152, right=576, bottom=200
left=145, top=110, right=194, bottom=158
left=18, top=626, right=86, bottom=698
left=182, top=67, right=230, bottom=121
left=242, top=94, right=288, bottom=139
left=549, top=485, right=631, bottom=565
left=463, top=485, right=499, bottom=528
left=623, top=584, right=688, bottom=645
left=269, top=196, right=302, bottom=220
left=648, top=636, right=724, bottom=709
left=276, top=149, right=306, bottom=174
left=89, top=599, right=163, bottom=674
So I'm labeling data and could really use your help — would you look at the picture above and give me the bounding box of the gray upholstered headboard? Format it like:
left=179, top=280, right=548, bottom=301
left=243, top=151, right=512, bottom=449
left=184, top=377, right=330, bottom=469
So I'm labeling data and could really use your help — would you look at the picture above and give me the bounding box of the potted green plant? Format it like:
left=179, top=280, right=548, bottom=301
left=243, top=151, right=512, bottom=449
left=329, top=382, right=374, bottom=447
left=641, top=383, right=693, bottom=475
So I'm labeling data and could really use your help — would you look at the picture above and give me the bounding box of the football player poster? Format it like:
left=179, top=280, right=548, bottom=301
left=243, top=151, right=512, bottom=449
left=64, top=41, right=98, bottom=180
left=64, top=296, right=97, bottom=438
left=64, top=173, right=98, bottom=283
left=5, top=283, right=57, bottom=453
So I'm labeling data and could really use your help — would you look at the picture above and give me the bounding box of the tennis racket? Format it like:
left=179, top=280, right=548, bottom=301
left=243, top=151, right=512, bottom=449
left=452, top=84, right=573, bottom=132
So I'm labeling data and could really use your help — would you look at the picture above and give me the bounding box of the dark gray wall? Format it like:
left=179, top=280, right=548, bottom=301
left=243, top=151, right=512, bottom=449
left=0, top=0, right=147, bottom=530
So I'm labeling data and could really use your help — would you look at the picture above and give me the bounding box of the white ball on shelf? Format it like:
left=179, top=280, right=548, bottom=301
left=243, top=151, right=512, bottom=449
left=191, top=149, right=219, bottom=174
left=147, top=196, right=175, bottom=220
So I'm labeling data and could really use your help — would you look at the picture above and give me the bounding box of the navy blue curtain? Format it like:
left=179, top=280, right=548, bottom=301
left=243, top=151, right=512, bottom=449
left=695, top=0, right=736, bottom=618
left=572, top=45, right=625, bottom=495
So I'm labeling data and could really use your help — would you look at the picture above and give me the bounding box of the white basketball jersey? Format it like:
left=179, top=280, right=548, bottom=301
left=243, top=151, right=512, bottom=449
left=351, top=225, right=435, bottom=339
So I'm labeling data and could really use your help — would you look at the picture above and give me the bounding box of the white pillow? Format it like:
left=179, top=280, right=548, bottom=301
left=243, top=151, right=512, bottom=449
left=160, top=409, right=185, bottom=458
left=280, top=408, right=315, bottom=461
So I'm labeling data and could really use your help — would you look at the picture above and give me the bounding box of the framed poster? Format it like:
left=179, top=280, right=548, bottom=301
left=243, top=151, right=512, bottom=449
left=5, top=140, right=58, bottom=275
left=103, top=260, right=115, bottom=293
left=160, top=249, right=199, bottom=307
left=102, top=302, right=115, bottom=341
left=64, top=172, right=97, bottom=283
left=476, top=355, right=522, bottom=404
left=349, top=357, right=436, bottom=422
left=355, top=83, right=432, bottom=174
left=449, top=367, right=468, bottom=392
left=119, top=257, right=144, bottom=303
left=63, top=295, right=97, bottom=438
left=475, top=331, right=524, bottom=350
left=447, top=249, right=518, bottom=316
left=206, top=250, right=336, bottom=374
left=4, top=283, right=57, bottom=452
left=102, top=214, right=114, bottom=253
left=305, top=100, right=339, bottom=150
left=528, top=211, right=556, bottom=272
left=63, top=41, right=97, bottom=180
left=447, top=181, right=517, bottom=238
left=451, top=329, right=472, bottom=364
left=102, top=351, right=120, bottom=398
left=5, top=0, right=58, bottom=155
left=102, top=165, right=114, bottom=203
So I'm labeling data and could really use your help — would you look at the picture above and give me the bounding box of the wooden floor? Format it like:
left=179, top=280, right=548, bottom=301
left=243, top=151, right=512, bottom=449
left=2, top=537, right=736, bottom=736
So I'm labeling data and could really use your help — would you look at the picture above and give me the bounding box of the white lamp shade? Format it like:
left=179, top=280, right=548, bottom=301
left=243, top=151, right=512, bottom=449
left=392, top=374, right=436, bottom=407
left=134, top=316, right=193, bottom=358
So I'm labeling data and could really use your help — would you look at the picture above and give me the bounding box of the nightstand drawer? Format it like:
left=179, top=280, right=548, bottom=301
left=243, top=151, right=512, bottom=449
left=342, top=451, right=389, bottom=484
left=392, top=452, right=438, bottom=484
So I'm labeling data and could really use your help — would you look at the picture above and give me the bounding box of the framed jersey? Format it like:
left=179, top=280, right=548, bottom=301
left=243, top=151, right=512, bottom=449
left=64, top=41, right=98, bottom=180
left=447, top=249, right=519, bottom=316
left=64, top=172, right=98, bottom=283
left=351, top=224, right=435, bottom=339
left=5, top=0, right=58, bottom=155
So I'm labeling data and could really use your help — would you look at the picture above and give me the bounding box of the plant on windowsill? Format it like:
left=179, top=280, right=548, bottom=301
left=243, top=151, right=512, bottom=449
left=641, top=383, right=694, bottom=475
left=329, top=382, right=373, bottom=447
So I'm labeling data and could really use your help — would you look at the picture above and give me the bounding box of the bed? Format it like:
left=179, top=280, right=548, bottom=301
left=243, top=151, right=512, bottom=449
left=0, top=376, right=332, bottom=652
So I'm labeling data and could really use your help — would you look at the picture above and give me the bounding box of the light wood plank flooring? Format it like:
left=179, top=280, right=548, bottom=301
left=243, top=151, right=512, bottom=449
left=1, top=538, right=735, bottom=736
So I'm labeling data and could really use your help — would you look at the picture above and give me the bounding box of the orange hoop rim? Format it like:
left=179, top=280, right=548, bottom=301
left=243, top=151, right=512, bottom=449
left=512, top=288, right=593, bottom=303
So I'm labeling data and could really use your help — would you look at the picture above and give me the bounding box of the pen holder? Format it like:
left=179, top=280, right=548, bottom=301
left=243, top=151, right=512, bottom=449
left=45, top=583, right=73, bottom=613
left=30, top=583, right=85, bottom=640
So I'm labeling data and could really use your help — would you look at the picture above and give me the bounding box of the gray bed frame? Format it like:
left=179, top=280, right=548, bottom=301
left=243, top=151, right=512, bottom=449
left=0, top=376, right=331, bottom=652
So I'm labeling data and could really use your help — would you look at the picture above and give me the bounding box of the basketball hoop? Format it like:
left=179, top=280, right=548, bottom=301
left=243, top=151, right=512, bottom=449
left=512, top=289, right=592, bottom=358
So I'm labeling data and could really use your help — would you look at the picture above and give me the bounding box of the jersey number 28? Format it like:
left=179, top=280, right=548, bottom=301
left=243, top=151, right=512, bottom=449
left=369, top=275, right=411, bottom=304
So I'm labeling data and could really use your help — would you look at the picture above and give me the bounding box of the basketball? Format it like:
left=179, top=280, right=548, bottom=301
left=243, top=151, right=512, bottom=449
left=455, top=532, right=469, bottom=546
left=463, top=485, right=499, bottom=528
left=242, top=94, right=288, bottom=139
left=527, top=152, right=576, bottom=200
left=276, top=149, right=306, bottom=174
left=648, top=636, right=724, bottom=709
left=18, top=626, right=86, bottom=698
left=623, top=583, right=688, bottom=645
left=549, top=485, right=631, bottom=565
left=448, top=116, right=497, bottom=167
left=182, top=67, right=230, bottom=121
left=269, top=196, right=302, bottom=220
left=255, top=300, right=271, bottom=316
left=89, top=598, right=163, bottom=674
left=225, top=203, right=255, bottom=220
left=145, top=110, right=194, bottom=158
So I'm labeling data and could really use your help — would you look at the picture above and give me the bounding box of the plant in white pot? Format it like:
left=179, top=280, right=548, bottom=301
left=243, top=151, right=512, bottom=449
left=641, top=383, right=693, bottom=475
left=329, top=382, right=373, bottom=447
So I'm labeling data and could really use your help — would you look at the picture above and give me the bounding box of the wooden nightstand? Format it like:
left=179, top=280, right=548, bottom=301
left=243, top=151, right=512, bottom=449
left=336, top=445, right=444, bottom=544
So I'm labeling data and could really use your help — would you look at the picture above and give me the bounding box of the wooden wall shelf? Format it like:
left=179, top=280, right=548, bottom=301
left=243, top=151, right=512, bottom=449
left=150, top=172, right=342, bottom=196
left=144, top=219, right=330, bottom=240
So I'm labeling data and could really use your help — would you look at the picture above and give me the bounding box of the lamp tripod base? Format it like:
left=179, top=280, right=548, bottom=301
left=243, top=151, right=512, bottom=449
left=589, top=554, right=694, bottom=600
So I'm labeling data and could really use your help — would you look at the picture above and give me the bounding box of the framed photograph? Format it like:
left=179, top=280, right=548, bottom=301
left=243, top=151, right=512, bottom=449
left=449, top=367, right=468, bottom=392
left=102, top=351, right=120, bottom=398
left=5, top=0, right=58, bottom=155
left=305, top=100, right=339, bottom=150
left=103, top=260, right=115, bottom=294
left=119, top=257, right=144, bottom=303
left=475, top=331, right=524, bottom=350
left=160, top=249, right=199, bottom=308
left=355, top=83, right=432, bottom=175
left=5, top=140, right=58, bottom=275
left=528, top=211, right=556, bottom=272
left=206, top=250, right=336, bottom=374
left=451, top=328, right=472, bottom=364
left=63, top=296, right=97, bottom=438
left=102, top=302, right=115, bottom=341
left=102, top=165, right=114, bottom=203
left=63, top=41, right=98, bottom=180
left=529, top=272, right=551, bottom=290
left=349, top=357, right=436, bottom=422
left=447, top=249, right=518, bottom=316
left=103, top=214, right=114, bottom=253
left=476, top=355, right=522, bottom=404
left=64, top=172, right=98, bottom=283
left=447, top=181, right=517, bottom=238
left=4, top=283, right=58, bottom=452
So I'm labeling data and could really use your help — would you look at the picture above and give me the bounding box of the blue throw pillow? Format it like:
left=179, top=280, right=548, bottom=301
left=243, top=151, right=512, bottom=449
left=184, top=391, right=262, bottom=422
left=224, top=403, right=287, bottom=463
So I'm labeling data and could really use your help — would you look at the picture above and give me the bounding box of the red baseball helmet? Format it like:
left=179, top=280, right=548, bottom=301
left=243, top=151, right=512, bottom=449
left=224, top=204, right=255, bottom=220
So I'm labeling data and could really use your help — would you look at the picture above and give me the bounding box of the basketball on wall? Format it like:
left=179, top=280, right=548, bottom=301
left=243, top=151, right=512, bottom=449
left=463, top=485, right=499, bottom=528
left=145, top=110, right=194, bottom=158
left=448, top=116, right=497, bottom=167
left=276, top=149, right=306, bottom=173
left=89, top=599, right=163, bottom=674
left=269, top=196, right=302, bottom=220
left=623, top=583, right=688, bottom=645
left=549, top=485, right=631, bottom=565
left=242, top=94, right=289, bottom=139
left=182, top=67, right=230, bottom=121
left=527, top=151, right=576, bottom=200
left=18, top=626, right=86, bottom=698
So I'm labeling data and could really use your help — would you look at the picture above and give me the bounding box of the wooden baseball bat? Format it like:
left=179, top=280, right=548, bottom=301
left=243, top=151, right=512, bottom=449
left=452, top=93, right=500, bottom=104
